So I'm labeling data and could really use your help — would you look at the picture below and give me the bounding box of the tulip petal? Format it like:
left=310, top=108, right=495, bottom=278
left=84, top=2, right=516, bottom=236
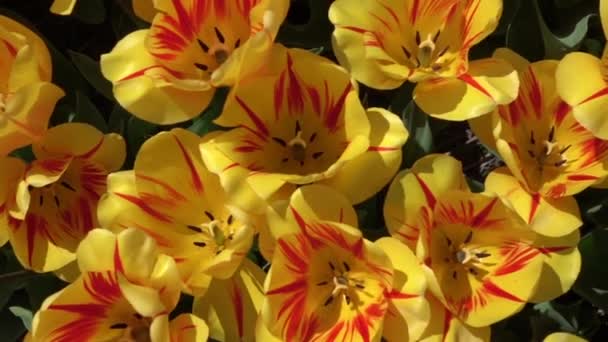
left=50, top=0, right=77, bottom=15
left=0, top=157, right=25, bottom=246
left=384, top=154, right=467, bottom=249
left=193, top=259, right=264, bottom=341
left=485, top=168, right=582, bottom=237
left=168, top=314, right=210, bottom=342
left=376, top=237, right=429, bottom=342
left=133, top=0, right=157, bottom=22
left=415, top=58, right=519, bottom=120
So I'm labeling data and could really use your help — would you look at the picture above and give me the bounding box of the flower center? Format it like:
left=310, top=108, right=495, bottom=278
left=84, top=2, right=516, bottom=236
left=110, top=313, right=152, bottom=342
left=441, top=231, right=492, bottom=280
left=187, top=211, right=236, bottom=254
left=193, top=27, right=241, bottom=74
left=272, top=120, right=325, bottom=168
left=402, top=30, right=450, bottom=72
left=317, top=261, right=366, bottom=307
left=526, top=127, right=571, bottom=172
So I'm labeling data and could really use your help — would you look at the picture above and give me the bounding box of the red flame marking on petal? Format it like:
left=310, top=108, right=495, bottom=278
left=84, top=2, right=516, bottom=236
left=471, top=197, right=498, bottom=227
left=137, top=174, right=187, bottom=202
left=173, top=134, right=204, bottom=193
left=324, top=83, right=351, bottom=132
left=567, top=174, right=599, bottom=181
left=481, top=279, right=523, bottom=302
left=341, top=26, right=367, bottom=34
left=494, top=242, right=539, bottom=276
left=580, top=87, right=608, bottom=105
left=231, top=282, right=244, bottom=338
left=538, top=246, right=571, bottom=254
left=410, top=0, right=421, bottom=23
left=414, top=174, right=436, bottom=209
left=528, top=193, right=541, bottom=224
left=235, top=96, right=269, bottom=139
left=458, top=73, right=492, bottom=98
left=114, top=192, right=173, bottom=223
left=274, top=71, right=286, bottom=117
left=555, top=101, right=570, bottom=126
left=286, top=53, right=305, bottom=114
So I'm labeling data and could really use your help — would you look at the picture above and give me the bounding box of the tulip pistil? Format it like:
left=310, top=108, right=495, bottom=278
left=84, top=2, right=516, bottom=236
left=403, top=30, right=449, bottom=72
left=527, top=127, right=571, bottom=172
left=318, top=261, right=365, bottom=308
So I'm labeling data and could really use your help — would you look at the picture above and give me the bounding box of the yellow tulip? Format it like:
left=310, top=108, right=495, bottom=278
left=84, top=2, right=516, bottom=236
left=201, top=45, right=409, bottom=213
left=384, top=154, right=578, bottom=326
left=50, top=0, right=77, bottom=15
left=0, top=157, right=26, bottom=247
left=101, top=0, right=289, bottom=124
left=0, top=16, right=64, bottom=156
left=555, top=0, right=608, bottom=139
left=543, top=332, right=587, bottom=342
left=98, top=128, right=255, bottom=296
left=261, top=184, right=429, bottom=341
left=329, top=0, right=519, bottom=120
left=30, top=228, right=209, bottom=342
left=133, top=0, right=156, bottom=22
left=0, top=123, right=125, bottom=272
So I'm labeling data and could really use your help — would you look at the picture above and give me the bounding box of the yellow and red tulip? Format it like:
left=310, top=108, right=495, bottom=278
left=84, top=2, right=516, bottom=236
left=0, top=16, right=64, bottom=156
left=0, top=123, right=125, bottom=272
left=98, top=128, right=255, bottom=296
left=49, top=0, right=77, bottom=15
left=101, top=0, right=289, bottom=125
left=471, top=49, right=607, bottom=238
left=201, top=45, right=409, bottom=213
left=0, top=157, right=26, bottom=247
left=261, top=184, right=429, bottom=341
left=30, top=228, right=209, bottom=342
left=384, top=154, right=578, bottom=326
left=555, top=0, right=608, bottom=140
left=329, top=0, right=519, bottom=120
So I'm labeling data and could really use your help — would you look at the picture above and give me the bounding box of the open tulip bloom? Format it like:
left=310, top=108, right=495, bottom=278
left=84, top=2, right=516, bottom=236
left=384, top=154, right=579, bottom=329
left=0, top=16, right=64, bottom=157
left=0, top=123, right=125, bottom=272
left=101, top=0, right=289, bottom=125
left=201, top=45, right=409, bottom=213
left=329, top=0, right=520, bottom=120
left=29, top=228, right=209, bottom=342
left=98, top=128, right=255, bottom=296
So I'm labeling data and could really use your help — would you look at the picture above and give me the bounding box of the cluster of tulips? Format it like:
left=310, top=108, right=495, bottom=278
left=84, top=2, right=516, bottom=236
left=1, top=0, right=606, bottom=341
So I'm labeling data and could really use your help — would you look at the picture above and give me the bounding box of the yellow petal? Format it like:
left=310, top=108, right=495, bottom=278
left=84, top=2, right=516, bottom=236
left=101, top=30, right=214, bottom=124
left=376, top=237, right=429, bottom=342
left=0, top=157, right=25, bottom=246
left=384, top=154, right=468, bottom=249
left=133, top=0, right=156, bottom=22
left=543, top=332, right=587, bottom=342
left=168, top=314, right=210, bottom=342
left=75, top=228, right=117, bottom=272
left=322, top=107, right=409, bottom=204
left=193, top=259, right=264, bottom=341
left=485, top=168, right=582, bottom=237
left=415, top=58, right=519, bottom=121
left=50, top=0, right=77, bottom=15
left=556, top=52, right=608, bottom=139
left=419, top=294, right=490, bottom=342
left=602, top=0, right=608, bottom=39
left=493, top=47, right=531, bottom=72
left=462, top=0, right=503, bottom=47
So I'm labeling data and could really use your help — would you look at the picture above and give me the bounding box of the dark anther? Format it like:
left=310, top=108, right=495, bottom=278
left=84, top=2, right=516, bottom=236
left=464, top=231, right=473, bottom=244
left=299, top=161, right=305, bottom=167
left=445, top=236, right=452, bottom=246
left=61, top=181, right=76, bottom=192
left=312, top=152, right=324, bottom=159
left=355, top=283, right=365, bottom=289
left=401, top=46, right=411, bottom=59
left=345, top=294, right=351, bottom=305
left=437, top=45, right=449, bottom=58
left=560, top=145, right=572, bottom=154
left=110, top=323, right=128, bottom=329
left=54, top=195, right=60, bottom=207
left=555, top=160, right=567, bottom=167
left=214, top=27, right=225, bottom=43
left=530, top=131, right=535, bottom=144
left=205, top=211, right=215, bottom=220
left=193, top=241, right=207, bottom=247
left=414, top=57, right=421, bottom=67
left=415, top=31, right=421, bottom=45
left=234, top=39, right=241, bottom=48
left=316, top=281, right=328, bottom=286
left=329, top=262, right=335, bottom=271
left=548, top=126, right=555, bottom=142
left=324, top=296, right=334, bottom=306
left=432, top=30, right=440, bottom=43
left=39, top=195, right=43, bottom=207
left=282, top=158, right=289, bottom=163
left=134, top=313, right=143, bottom=319
left=475, top=252, right=491, bottom=259
left=295, top=120, right=302, bottom=135
left=528, top=150, right=536, bottom=158
left=197, top=39, right=210, bottom=53
left=227, top=215, right=234, bottom=225
left=452, top=271, right=458, bottom=280
left=469, top=268, right=478, bottom=275
left=194, top=63, right=209, bottom=71
left=272, top=137, right=287, bottom=146
left=343, top=262, right=351, bottom=272
left=309, top=132, right=317, bottom=143
left=187, top=225, right=203, bottom=233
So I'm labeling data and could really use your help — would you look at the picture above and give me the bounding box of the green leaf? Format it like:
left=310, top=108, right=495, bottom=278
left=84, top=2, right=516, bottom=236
left=126, top=116, right=158, bottom=168
left=506, top=0, right=545, bottom=61
left=68, top=51, right=114, bottom=101
left=401, top=100, right=434, bottom=168
left=25, top=274, right=66, bottom=312
left=72, top=92, right=109, bottom=133
left=72, top=0, right=106, bottom=24
left=574, top=227, right=608, bottom=312
left=0, top=247, right=38, bottom=311
left=8, top=307, right=32, bottom=331
left=188, top=88, right=229, bottom=136
left=534, top=1, right=594, bottom=59
left=108, top=105, right=131, bottom=136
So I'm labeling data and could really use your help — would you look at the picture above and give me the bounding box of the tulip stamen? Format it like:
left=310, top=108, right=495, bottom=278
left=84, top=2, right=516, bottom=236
left=288, top=131, right=307, bottom=163
left=417, top=32, right=437, bottom=68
